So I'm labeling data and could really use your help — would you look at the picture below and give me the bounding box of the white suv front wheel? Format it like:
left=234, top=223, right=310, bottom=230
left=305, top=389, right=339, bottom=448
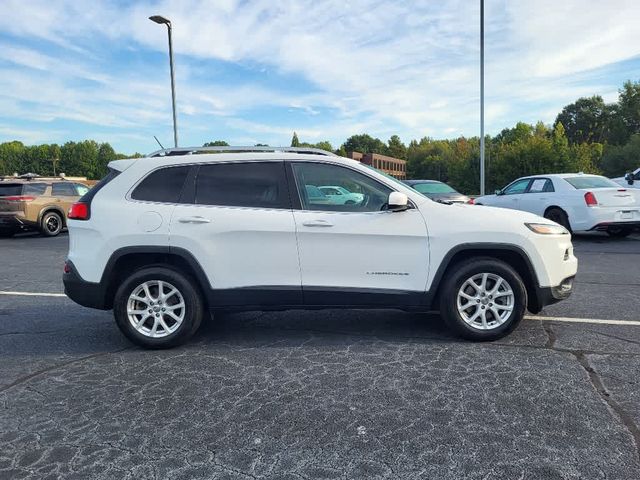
left=440, top=258, right=527, bottom=341
left=113, top=267, right=204, bottom=348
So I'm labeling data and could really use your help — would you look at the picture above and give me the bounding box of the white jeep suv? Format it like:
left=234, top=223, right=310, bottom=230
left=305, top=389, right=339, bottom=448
left=63, top=146, right=578, bottom=348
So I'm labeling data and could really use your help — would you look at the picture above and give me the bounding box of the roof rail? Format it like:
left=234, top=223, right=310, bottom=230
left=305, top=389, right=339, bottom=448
left=146, top=146, right=338, bottom=158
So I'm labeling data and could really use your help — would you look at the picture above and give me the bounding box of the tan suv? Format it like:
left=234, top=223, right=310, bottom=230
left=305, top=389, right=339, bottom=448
left=0, top=174, right=90, bottom=237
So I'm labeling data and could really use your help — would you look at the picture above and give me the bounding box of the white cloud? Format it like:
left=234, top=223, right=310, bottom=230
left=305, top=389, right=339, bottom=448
left=0, top=0, right=639, bottom=151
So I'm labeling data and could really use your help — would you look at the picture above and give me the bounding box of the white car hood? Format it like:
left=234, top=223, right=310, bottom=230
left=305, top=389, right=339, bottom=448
left=435, top=202, right=552, bottom=231
left=612, top=177, right=640, bottom=189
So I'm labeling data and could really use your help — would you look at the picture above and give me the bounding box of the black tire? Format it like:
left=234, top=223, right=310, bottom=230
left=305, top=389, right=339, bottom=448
left=544, top=207, right=571, bottom=232
left=113, top=267, right=204, bottom=349
left=439, top=257, right=527, bottom=341
left=40, top=211, right=63, bottom=237
left=606, top=226, right=632, bottom=238
left=0, top=229, right=16, bottom=238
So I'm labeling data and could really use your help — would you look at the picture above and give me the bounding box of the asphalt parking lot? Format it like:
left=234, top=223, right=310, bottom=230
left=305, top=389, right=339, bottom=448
left=1, top=232, right=639, bottom=479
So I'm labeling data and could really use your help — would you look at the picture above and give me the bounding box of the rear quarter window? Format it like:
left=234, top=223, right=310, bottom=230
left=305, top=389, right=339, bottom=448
left=131, top=166, right=190, bottom=203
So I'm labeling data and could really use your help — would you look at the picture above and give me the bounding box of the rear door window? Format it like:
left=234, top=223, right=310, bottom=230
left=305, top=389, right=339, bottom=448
left=195, top=162, right=289, bottom=209
left=528, top=179, right=554, bottom=193
left=52, top=183, right=78, bottom=196
left=23, top=183, right=48, bottom=196
left=131, top=166, right=190, bottom=203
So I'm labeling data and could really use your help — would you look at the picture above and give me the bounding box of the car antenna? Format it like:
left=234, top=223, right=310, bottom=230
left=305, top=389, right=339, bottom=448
left=153, top=136, right=165, bottom=149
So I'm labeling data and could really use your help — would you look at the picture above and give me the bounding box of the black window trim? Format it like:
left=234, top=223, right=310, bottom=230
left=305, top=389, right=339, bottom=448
left=525, top=177, right=555, bottom=194
left=287, top=159, right=413, bottom=213
left=128, top=160, right=291, bottom=208
left=191, top=160, right=291, bottom=211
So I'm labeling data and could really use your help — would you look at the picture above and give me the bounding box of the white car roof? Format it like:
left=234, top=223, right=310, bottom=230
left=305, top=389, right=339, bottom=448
left=109, top=152, right=362, bottom=172
left=526, top=173, right=603, bottom=179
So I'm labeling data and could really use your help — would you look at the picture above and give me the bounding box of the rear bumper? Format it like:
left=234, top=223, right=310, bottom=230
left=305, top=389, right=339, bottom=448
left=0, top=213, right=28, bottom=230
left=589, top=221, right=640, bottom=231
left=63, top=260, right=110, bottom=310
left=529, top=276, right=575, bottom=313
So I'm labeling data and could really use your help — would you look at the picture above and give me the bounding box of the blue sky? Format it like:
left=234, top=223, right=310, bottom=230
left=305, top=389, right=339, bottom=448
left=0, top=0, right=639, bottom=155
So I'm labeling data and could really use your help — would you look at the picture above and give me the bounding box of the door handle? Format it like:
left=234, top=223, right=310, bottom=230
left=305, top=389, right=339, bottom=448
left=178, top=216, right=211, bottom=224
left=302, top=220, right=334, bottom=227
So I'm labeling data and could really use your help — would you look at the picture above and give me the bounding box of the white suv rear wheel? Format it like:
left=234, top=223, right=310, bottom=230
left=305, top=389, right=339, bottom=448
left=113, top=267, right=204, bottom=348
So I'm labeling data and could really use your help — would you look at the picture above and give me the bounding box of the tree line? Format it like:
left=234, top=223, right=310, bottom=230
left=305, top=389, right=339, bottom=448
left=2, top=79, right=639, bottom=193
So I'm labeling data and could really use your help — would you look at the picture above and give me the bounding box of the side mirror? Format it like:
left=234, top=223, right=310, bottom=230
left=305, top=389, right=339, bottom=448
left=624, top=172, right=635, bottom=185
left=388, top=191, right=409, bottom=212
left=495, top=189, right=503, bottom=196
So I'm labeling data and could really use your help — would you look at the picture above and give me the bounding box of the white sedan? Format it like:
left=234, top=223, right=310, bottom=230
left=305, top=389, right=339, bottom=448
left=475, top=173, right=640, bottom=237
left=318, top=185, right=364, bottom=205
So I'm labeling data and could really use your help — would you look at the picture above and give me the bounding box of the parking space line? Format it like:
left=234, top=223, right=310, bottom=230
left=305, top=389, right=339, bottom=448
left=0, top=291, right=639, bottom=326
left=0, top=291, right=67, bottom=297
left=525, top=315, right=640, bottom=326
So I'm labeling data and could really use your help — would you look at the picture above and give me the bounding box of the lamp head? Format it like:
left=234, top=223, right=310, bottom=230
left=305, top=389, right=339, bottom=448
left=149, top=15, right=171, bottom=26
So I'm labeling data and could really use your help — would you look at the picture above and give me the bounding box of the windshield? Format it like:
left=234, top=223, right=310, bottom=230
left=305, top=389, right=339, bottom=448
left=412, top=182, right=457, bottom=194
left=564, top=176, right=620, bottom=189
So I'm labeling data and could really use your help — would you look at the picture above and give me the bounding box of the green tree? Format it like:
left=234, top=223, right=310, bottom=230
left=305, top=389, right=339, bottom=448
left=617, top=80, right=640, bottom=140
left=0, top=141, right=26, bottom=176
left=601, top=134, right=640, bottom=177
left=299, top=140, right=334, bottom=152
left=203, top=140, right=229, bottom=147
left=554, top=96, right=611, bottom=144
left=386, top=135, right=406, bottom=159
left=96, top=143, right=117, bottom=178
left=290, top=132, right=300, bottom=147
left=342, top=134, right=386, bottom=154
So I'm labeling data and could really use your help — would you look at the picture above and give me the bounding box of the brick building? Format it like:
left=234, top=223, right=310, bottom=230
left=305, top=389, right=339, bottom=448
left=346, top=151, right=407, bottom=180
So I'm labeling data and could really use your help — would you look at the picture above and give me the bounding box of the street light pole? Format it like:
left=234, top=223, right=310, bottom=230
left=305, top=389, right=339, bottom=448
left=479, top=0, right=485, bottom=195
left=149, top=15, right=178, bottom=148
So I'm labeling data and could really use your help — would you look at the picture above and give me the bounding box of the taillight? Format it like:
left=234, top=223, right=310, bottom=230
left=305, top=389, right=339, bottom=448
left=467, top=198, right=475, bottom=204
left=584, top=191, right=598, bottom=207
left=68, top=202, right=90, bottom=220
left=3, top=196, right=36, bottom=201
left=63, top=261, right=72, bottom=274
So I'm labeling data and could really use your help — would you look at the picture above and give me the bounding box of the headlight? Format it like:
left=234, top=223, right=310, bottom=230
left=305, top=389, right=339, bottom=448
left=525, top=223, right=570, bottom=235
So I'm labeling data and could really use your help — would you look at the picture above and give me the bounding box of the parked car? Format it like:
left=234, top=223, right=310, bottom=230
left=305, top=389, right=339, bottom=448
left=63, top=146, right=577, bottom=349
left=475, top=173, right=640, bottom=237
left=305, top=185, right=331, bottom=205
left=0, top=174, right=90, bottom=237
left=404, top=180, right=472, bottom=204
left=318, top=185, right=364, bottom=205
left=612, top=167, right=640, bottom=189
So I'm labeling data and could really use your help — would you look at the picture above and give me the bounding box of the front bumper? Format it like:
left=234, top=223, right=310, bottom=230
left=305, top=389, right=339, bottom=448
left=530, top=275, right=575, bottom=313
left=63, top=260, right=111, bottom=310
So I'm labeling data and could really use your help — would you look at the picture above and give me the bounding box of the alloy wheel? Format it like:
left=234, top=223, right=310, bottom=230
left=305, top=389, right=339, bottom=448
left=456, top=272, right=515, bottom=330
left=126, top=280, right=185, bottom=338
left=45, top=214, right=61, bottom=234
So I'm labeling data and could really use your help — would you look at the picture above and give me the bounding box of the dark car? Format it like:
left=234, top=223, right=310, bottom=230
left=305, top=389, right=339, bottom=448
left=404, top=180, right=472, bottom=204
